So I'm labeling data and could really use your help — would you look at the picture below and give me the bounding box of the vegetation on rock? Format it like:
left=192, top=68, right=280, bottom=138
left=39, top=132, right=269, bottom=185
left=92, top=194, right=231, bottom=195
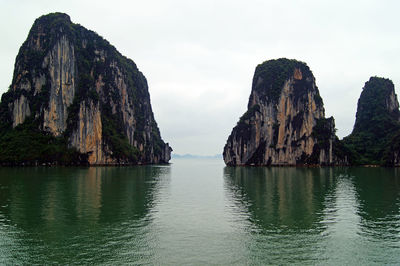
left=252, top=58, right=323, bottom=107
left=0, top=117, right=87, bottom=166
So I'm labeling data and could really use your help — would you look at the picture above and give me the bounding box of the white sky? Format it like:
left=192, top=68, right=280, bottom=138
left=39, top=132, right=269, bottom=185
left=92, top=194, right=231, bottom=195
left=1, top=0, right=400, bottom=155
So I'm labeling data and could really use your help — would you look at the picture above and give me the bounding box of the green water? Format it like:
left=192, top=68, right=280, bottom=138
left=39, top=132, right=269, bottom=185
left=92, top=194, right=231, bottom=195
left=0, top=160, right=399, bottom=264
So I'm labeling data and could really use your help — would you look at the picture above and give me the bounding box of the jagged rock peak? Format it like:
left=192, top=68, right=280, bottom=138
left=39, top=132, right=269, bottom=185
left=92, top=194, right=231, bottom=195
left=0, top=13, right=172, bottom=165
left=223, top=58, right=347, bottom=166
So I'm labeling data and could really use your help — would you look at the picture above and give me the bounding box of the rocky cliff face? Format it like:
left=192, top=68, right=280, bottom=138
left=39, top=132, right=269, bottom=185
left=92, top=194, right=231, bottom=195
left=223, top=59, right=346, bottom=166
left=42, top=35, right=76, bottom=136
left=0, top=13, right=171, bottom=165
left=343, top=77, right=400, bottom=165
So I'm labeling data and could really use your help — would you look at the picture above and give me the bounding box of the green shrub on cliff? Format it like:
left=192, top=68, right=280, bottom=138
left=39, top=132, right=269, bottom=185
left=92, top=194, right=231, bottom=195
left=252, top=58, right=315, bottom=105
left=0, top=117, right=87, bottom=165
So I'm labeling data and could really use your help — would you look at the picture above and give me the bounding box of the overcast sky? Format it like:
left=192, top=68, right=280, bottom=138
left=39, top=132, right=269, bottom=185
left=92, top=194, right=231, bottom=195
left=1, top=0, right=400, bottom=155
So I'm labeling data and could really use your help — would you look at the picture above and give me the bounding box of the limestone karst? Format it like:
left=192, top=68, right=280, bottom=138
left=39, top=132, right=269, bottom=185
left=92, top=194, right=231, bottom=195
left=0, top=13, right=171, bottom=165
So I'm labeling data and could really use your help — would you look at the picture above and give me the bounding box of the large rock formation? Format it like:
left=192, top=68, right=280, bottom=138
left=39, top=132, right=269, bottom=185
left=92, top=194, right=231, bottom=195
left=223, top=58, right=347, bottom=166
left=0, top=13, right=171, bottom=165
left=343, top=77, right=400, bottom=165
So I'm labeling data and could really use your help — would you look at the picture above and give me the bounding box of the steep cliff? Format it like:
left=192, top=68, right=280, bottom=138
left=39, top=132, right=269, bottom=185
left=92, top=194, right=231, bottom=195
left=0, top=13, right=171, bottom=165
left=343, top=77, right=400, bottom=165
left=223, top=58, right=348, bottom=166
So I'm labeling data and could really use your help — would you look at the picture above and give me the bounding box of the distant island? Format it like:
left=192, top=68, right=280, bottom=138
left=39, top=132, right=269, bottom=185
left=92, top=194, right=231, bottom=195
left=223, top=59, right=400, bottom=167
left=0, top=13, right=171, bottom=166
left=172, top=154, right=222, bottom=159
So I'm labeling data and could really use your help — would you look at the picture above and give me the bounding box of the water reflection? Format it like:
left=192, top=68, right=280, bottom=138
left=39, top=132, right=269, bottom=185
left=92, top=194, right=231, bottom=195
left=223, top=167, right=343, bottom=264
left=223, top=166, right=400, bottom=264
left=1, top=163, right=400, bottom=264
left=351, top=168, right=400, bottom=222
left=350, top=168, right=400, bottom=263
left=224, top=167, right=340, bottom=231
left=0, top=166, right=170, bottom=264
